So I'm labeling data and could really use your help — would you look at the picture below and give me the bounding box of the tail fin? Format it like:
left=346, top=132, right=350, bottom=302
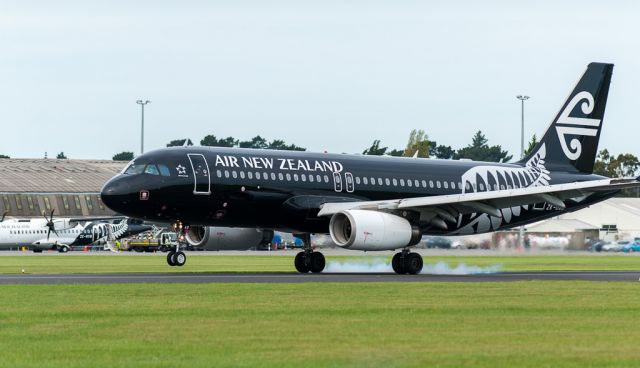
left=519, top=62, right=614, bottom=174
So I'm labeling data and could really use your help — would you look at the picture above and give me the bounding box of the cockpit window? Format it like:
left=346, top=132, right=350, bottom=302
left=158, top=164, right=171, bottom=177
left=124, top=164, right=145, bottom=175
left=144, top=165, right=160, bottom=175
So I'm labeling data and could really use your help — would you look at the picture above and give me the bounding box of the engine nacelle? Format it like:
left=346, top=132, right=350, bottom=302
left=329, top=210, right=421, bottom=251
left=185, top=226, right=274, bottom=251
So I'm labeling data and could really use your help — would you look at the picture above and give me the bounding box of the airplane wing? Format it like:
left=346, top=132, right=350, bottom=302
left=317, top=177, right=640, bottom=225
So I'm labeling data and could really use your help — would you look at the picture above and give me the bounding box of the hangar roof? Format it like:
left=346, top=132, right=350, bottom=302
left=0, top=158, right=127, bottom=193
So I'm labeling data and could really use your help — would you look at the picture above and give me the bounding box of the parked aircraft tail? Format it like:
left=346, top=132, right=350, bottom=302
left=519, top=62, right=614, bottom=174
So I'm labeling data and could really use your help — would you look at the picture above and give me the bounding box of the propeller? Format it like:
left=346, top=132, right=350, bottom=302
left=43, top=209, right=58, bottom=241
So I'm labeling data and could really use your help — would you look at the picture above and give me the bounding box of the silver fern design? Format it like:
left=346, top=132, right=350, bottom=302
left=452, top=144, right=550, bottom=235
left=93, top=222, right=129, bottom=244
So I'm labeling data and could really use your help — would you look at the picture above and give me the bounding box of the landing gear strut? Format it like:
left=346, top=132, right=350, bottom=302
left=392, top=249, right=423, bottom=275
left=294, top=233, right=325, bottom=273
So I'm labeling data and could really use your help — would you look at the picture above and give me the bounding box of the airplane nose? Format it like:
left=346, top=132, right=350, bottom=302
left=101, top=177, right=131, bottom=212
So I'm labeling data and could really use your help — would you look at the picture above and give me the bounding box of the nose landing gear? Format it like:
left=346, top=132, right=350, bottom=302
left=293, top=233, right=325, bottom=273
left=392, top=249, right=423, bottom=275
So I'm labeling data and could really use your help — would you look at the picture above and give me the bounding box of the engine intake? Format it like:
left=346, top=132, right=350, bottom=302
left=329, top=210, right=421, bottom=251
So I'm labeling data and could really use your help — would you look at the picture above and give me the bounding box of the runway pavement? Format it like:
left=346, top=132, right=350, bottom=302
left=0, top=271, right=638, bottom=284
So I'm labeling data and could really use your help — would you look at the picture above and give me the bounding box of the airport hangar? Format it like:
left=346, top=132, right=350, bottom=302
left=0, top=158, right=124, bottom=217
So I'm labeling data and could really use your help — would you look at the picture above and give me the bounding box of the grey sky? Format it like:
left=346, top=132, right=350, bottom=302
left=1, top=1, right=638, bottom=160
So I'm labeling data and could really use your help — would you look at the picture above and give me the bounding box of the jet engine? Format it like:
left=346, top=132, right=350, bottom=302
left=185, top=226, right=274, bottom=251
left=329, top=210, right=421, bottom=251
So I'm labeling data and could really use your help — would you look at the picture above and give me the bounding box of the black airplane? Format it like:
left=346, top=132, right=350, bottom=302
left=101, top=62, right=639, bottom=274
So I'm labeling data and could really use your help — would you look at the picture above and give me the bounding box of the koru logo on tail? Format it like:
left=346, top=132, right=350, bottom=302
left=555, top=91, right=601, bottom=160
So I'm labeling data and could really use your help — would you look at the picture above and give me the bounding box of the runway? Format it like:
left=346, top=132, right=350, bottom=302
left=0, top=271, right=638, bottom=284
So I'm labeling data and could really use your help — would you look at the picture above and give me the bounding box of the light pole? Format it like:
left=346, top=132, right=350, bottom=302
left=516, top=95, right=530, bottom=250
left=136, top=100, right=151, bottom=154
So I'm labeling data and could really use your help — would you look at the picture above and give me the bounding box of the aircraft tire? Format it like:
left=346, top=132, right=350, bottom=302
left=392, top=253, right=406, bottom=274
left=406, top=253, right=423, bottom=275
left=58, top=246, right=69, bottom=253
left=167, top=251, right=176, bottom=266
left=308, top=252, right=325, bottom=273
left=33, top=249, right=43, bottom=253
left=173, top=251, right=187, bottom=267
left=294, top=252, right=309, bottom=273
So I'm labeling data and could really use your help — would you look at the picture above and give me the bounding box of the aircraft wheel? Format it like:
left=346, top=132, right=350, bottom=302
left=392, top=253, right=406, bottom=274
left=33, top=249, right=43, bottom=254
left=405, top=253, right=423, bottom=275
left=58, top=246, right=69, bottom=253
left=294, top=252, right=309, bottom=273
left=173, top=251, right=187, bottom=267
left=308, top=252, right=325, bottom=273
left=167, top=251, right=176, bottom=266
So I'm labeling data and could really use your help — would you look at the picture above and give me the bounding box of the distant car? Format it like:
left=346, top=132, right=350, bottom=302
left=603, top=241, right=629, bottom=252
left=423, top=237, right=452, bottom=249
left=622, top=241, right=640, bottom=253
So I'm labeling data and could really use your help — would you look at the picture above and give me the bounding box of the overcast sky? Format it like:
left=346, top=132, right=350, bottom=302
left=1, top=1, right=638, bottom=160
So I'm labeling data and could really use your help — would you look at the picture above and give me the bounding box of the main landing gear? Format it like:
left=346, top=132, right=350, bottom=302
left=294, top=233, right=325, bottom=273
left=392, top=249, right=423, bottom=275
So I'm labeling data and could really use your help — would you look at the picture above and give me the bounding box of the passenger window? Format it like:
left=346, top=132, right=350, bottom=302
left=429, top=180, right=434, bottom=188
left=377, top=178, right=382, bottom=185
left=263, top=172, right=268, bottom=180
left=400, top=179, right=405, bottom=186
left=393, top=178, right=397, bottom=186
left=443, top=181, right=448, bottom=189
left=144, top=165, right=160, bottom=175
left=385, top=178, right=390, bottom=186
left=125, top=165, right=145, bottom=175
left=370, top=177, right=375, bottom=185
left=293, top=174, right=299, bottom=181
left=240, top=171, right=246, bottom=179
left=158, top=165, right=171, bottom=177
left=309, top=175, right=314, bottom=182
left=407, top=180, right=413, bottom=187
left=248, top=172, right=253, bottom=179
left=316, top=175, right=322, bottom=182
left=451, top=181, right=455, bottom=189
left=224, top=170, right=230, bottom=178
left=216, top=170, right=222, bottom=178
left=286, top=173, right=291, bottom=181
left=437, top=181, right=441, bottom=188
left=363, top=177, right=369, bottom=185
left=421, top=180, right=427, bottom=188
left=232, top=171, right=238, bottom=179
left=415, top=180, right=419, bottom=187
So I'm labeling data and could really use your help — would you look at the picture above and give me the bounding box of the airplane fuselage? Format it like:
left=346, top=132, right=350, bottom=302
left=101, top=146, right=615, bottom=235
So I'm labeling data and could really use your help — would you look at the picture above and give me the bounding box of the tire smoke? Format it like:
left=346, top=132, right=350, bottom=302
left=322, top=258, right=502, bottom=274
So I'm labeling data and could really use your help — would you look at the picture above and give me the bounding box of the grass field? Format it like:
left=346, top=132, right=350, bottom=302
left=1, top=281, right=640, bottom=367
left=1, top=253, right=640, bottom=274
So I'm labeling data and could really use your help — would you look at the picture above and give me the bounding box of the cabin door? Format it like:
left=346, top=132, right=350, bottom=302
left=187, top=154, right=212, bottom=195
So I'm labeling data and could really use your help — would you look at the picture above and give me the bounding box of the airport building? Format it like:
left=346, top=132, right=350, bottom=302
left=0, top=158, right=126, bottom=217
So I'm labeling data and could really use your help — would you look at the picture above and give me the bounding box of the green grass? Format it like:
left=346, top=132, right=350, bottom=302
left=1, top=282, right=640, bottom=367
left=1, top=254, right=640, bottom=274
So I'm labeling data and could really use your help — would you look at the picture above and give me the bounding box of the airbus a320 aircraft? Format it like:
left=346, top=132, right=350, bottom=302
left=101, top=62, right=639, bottom=274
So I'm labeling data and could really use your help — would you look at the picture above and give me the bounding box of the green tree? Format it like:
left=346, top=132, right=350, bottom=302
left=239, top=136, right=268, bottom=149
left=387, top=149, right=404, bottom=157
left=404, top=129, right=430, bottom=158
left=112, top=151, right=134, bottom=161
left=167, top=139, right=193, bottom=147
left=428, top=141, right=455, bottom=159
left=523, top=134, right=538, bottom=156
left=593, top=149, right=640, bottom=178
left=201, top=135, right=238, bottom=147
left=362, top=140, right=387, bottom=155
left=454, top=131, right=512, bottom=162
left=267, top=139, right=306, bottom=151
left=0, top=154, right=9, bottom=159
left=56, top=152, right=67, bottom=159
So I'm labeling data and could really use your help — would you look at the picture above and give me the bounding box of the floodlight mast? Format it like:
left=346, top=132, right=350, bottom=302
left=136, top=100, right=151, bottom=154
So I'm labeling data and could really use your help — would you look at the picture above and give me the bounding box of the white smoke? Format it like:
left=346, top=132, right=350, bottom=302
left=322, top=258, right=502, bottom=275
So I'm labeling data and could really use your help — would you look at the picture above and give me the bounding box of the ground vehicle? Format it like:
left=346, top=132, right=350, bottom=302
left=122, top=232, right=178, bottom=252
left=621, top=241, right=640, bottom=253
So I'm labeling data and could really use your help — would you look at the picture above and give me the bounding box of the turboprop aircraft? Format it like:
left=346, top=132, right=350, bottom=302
left=101, top=62, right=640, bottom=274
